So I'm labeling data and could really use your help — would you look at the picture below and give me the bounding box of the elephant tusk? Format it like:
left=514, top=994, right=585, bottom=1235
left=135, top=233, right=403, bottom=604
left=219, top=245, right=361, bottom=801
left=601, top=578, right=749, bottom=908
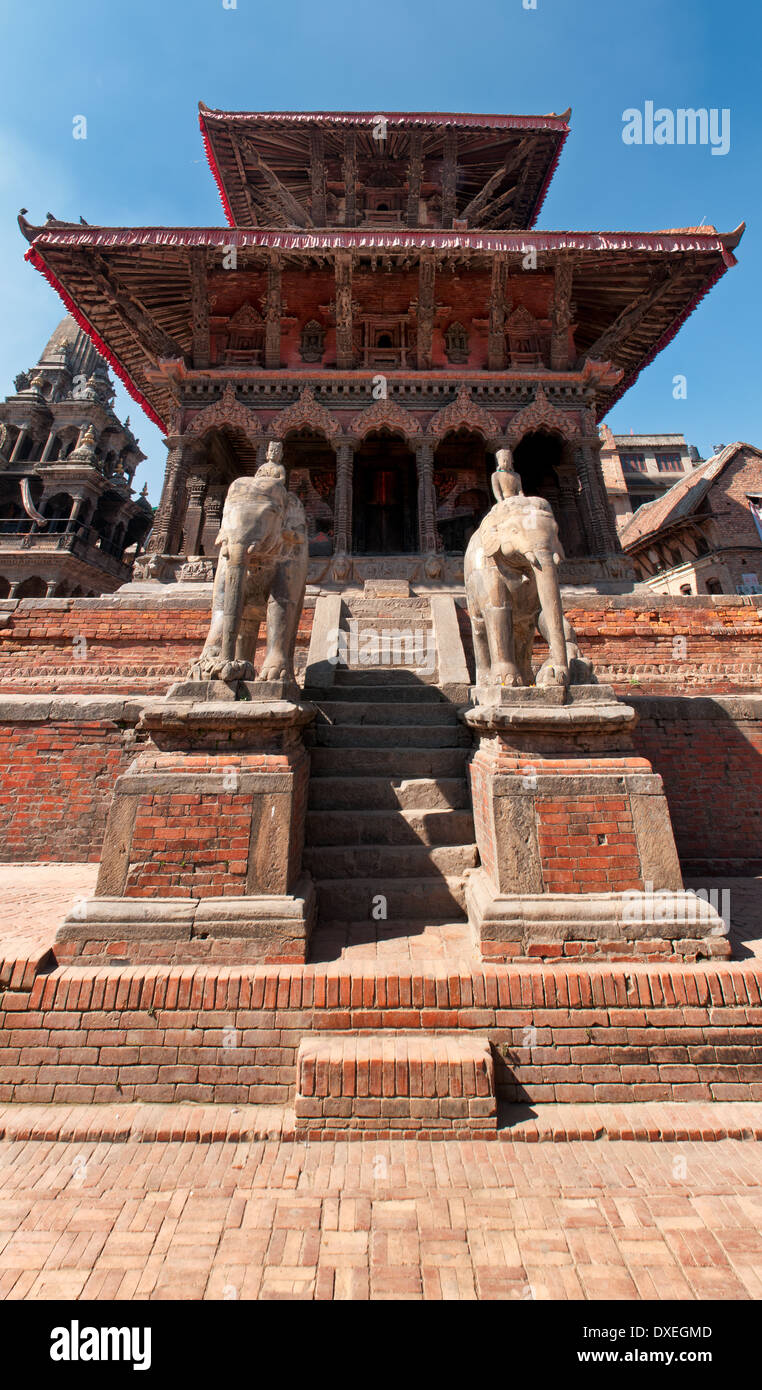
left=553, top=553, right=561, bottom=566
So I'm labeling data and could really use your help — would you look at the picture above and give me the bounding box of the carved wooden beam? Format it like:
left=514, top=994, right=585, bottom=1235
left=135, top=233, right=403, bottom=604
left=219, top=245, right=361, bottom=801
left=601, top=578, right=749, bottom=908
left=310, top=130, right=327, bottom=226
left=406, top=131, right=423, bottom=227
left=239, top=136, right=314, bottom=228
left=227, top=126, right=260, bottom=225
left=550, top=257, right=574, bottom=371
left=416, top=254, right=436, bottom=370
left=188, top=248, right=210, bottom=369
left=460, top=140, right=528, bottom=224
left=580, top=264, right=683, bottom=365
left=89, top=253, right=185, bottom=363
left=264, top=253, right=282, bottom=369
left=441, top=131, right=457, bottom=227
left=334, top=250, right=354, bottom=369
left=487, top=255, right=508, bottom=370
left=342, top=131, right=357, bottom=228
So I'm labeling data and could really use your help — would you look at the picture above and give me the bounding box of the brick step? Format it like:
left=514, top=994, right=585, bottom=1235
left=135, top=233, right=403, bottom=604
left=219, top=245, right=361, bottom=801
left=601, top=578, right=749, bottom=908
left=295, top=1034, right=495, bottom=1132
left=314, top=683, right=447, bottom=704
left=304, top=842, right=478, bottom=878
left=309, top=723, right=470, bottom=749
left=315, top=874, right=469, bottom=920
left=308, top=747, right=469, bottom=777
left=305, top=808, right=476, bottom=847
left=307, top=775, right=470, bottom=812
left=315, top=701, right=459, bottom=726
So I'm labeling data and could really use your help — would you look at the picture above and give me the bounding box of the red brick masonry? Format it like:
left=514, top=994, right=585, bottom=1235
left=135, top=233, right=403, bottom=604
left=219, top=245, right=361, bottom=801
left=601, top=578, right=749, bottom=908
left=1, top=959, right=759, bottom=1109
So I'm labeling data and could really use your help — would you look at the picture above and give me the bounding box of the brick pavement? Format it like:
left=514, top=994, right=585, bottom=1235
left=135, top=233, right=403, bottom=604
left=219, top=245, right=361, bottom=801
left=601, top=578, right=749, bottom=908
left=0, top=1132, right=761, bottom=1300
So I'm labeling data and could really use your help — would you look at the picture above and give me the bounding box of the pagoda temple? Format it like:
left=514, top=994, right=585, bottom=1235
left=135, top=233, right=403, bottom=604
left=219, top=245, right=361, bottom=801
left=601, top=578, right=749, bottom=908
left=18, top=106, right=743, bottom=591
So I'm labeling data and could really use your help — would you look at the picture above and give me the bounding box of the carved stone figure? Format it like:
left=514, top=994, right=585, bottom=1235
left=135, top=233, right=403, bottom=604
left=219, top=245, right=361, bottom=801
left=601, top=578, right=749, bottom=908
left=190, top=442, right=308, bottom=683
left=464, top=451, right=594, bottom=689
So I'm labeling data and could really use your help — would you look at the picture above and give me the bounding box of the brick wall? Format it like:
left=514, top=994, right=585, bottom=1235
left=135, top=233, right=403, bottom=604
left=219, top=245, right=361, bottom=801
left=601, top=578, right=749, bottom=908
left=0, top=960, right=759, bottom=1106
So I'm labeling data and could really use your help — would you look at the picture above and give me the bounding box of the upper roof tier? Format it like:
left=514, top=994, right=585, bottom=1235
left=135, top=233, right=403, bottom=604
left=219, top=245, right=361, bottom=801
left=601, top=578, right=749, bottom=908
left=198, top=104, right=571, bottom=231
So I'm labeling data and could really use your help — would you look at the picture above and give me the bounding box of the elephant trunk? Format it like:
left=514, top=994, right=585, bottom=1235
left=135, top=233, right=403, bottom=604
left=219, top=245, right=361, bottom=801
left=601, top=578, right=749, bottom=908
left=534, top=549, right=568, bottom=672
left=220, top=539, right=247, bottom=664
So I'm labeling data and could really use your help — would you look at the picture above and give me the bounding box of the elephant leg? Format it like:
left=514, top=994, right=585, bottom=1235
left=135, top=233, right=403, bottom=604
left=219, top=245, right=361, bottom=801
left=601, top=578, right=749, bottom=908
left=259, top=562, right=304, bottom=682
left=514, top=622, right=535, bottom=687
left=235, top=607, right=262, bottom=668
left=471, top=612, right=491, bottom=688
left=536, top=607, right=570, bottom=688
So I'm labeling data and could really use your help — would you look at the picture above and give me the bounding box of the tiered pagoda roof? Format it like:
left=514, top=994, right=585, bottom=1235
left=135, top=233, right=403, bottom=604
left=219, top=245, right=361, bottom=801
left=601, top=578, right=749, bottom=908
left=18, top=106, right=743, bottom=435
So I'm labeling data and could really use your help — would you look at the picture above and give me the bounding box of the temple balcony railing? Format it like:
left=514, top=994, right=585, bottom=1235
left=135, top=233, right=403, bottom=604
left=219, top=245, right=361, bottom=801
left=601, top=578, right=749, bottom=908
left=0, top=518, right=132, bottom=580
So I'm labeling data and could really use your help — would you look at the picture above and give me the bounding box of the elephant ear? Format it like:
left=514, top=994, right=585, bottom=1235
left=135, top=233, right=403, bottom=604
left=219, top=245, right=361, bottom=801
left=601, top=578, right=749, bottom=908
left=480, top=514, right=502, bottom=558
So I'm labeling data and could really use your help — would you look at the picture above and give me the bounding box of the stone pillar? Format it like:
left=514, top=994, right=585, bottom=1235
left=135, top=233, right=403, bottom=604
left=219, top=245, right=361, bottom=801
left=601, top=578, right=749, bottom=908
left=9, top=426, right=29, bottom=463
left=200, top=484, right=226, bottom=554
left=575, top=436, right=622, bottom=556
left=40, top=429, right=58, bottom=463
left=333, top=440, right=354, bottom=554
left=7, top=581, right=19, bottom=599
left=182, top=474, right=207, bottom=554
left=45, top=580, right=58, bottom=597
left=415, top=441, right=438, bottom=553
left=147, top=435, right=196, bottom=555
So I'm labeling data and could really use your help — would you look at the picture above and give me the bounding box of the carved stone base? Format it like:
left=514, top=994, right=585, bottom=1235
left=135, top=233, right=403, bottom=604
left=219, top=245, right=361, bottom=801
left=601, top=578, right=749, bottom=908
left=467, top=869, right=729, bottom=962
left=55, top=882, right=316, bottom=966
left=462, top=684, right=729, bottom=962
left=55, top=694, right=316, bottom=965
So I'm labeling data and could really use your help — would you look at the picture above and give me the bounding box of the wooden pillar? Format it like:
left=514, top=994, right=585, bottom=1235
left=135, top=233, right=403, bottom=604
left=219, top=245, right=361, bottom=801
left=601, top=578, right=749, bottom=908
left=416, top=254, right=436, bottom=370
left=264, top=255, right=282, bottom=370
left=441, top=130, right=457, bottom=228
left=189, top=248, right=211, bottom=370
left=575, top=436, right=621, bottom=556
left=333, top=441, right=354, bottom=553
left=334, top=251, right=354, bottom=370
left=342, top=132, right=357, bottom=228
left=200, top=484, right=226, bottom=554
left=310, top=131, right=327, bottom=226
left=406, top=131, right=423, bottom=227
left=416, top=441, right=438, bottom=553
left=487, top=257, right=508, bottom=370
left=555, top=464, right=586, bottom=558
left=550, top=258, right=574, bottom=371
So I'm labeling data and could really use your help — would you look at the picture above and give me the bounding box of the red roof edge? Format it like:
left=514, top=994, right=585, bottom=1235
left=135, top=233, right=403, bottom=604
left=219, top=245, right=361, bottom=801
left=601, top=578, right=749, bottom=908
left=199, top=110, right=236, bottom=229
left=598, top=248, right=737, bottom=422
left=24, top=245, right=168, bottom=433
left=528, top=125, right=570, bottom=228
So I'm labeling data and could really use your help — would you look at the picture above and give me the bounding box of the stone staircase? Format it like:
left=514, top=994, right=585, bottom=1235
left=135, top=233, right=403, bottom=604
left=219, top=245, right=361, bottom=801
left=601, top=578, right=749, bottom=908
left=303, top=593, right=478, bottom=937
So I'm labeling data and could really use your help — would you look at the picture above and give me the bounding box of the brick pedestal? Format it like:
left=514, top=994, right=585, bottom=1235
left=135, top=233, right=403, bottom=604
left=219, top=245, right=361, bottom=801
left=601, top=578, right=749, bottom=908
left=463, top=685, right=729, bottom=962
left=55, top=683, right=316, bottom=965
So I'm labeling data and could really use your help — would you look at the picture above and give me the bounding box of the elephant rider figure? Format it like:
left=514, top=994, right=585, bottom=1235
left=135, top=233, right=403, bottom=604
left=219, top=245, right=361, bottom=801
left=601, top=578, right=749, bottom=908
left=464, top=449, right=594, bottom=691
left=190, top=441, right=308, bottom=685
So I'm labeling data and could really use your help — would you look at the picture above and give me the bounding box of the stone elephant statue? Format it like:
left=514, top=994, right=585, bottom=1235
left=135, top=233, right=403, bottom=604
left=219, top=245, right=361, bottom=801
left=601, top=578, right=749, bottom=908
left=464, top=454, right=594, bottom=690
left=190, top=443, right=308, bottom=684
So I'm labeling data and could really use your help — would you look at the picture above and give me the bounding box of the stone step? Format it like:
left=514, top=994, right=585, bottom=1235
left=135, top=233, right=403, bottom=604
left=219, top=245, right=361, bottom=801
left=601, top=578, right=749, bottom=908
left=309, top=723, right=470, bottom=749
left=315, top=874, right=469, bottom=920
left=314, top=683, right=447, bottom=704
left=307, top=775, right=470, bottom=811
left=304, top=842, right=477, bottom=878
left=294, top=1034, right=496, bottom=1133
left=305, top=808, right=475, bottom=847
left=347, top=615, right=433, bottom=630
left=309, top=747, right=470, bottom=777
left=315, top=701, right=458, bottom=727
left=333, top=668, right=437, bottom=687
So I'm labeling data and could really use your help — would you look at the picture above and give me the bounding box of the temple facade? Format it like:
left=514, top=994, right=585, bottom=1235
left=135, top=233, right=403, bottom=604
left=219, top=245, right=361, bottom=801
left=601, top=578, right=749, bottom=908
left=19, top=107, right=742, bottom=593
left=0, top=316, right=153, bottom=596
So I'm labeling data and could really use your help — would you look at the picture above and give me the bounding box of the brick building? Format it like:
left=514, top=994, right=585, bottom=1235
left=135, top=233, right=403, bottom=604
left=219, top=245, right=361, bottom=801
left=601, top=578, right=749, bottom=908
left=599, top=424, right=703, bottom=533
left=0, top=315, right=153, bottom=596
left=620, top=441, right=762, bottom=594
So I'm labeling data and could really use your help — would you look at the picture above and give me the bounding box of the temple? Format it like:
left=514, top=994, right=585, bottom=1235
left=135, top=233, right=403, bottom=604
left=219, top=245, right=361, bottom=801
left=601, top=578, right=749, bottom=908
left=0, top=316, right=152, bottom=596
left=18, top=106, right=743, bottom=593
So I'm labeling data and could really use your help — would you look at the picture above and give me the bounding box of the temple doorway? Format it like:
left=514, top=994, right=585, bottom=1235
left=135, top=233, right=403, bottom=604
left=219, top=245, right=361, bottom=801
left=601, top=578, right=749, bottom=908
left=352, top=432, right=417, bottom=553
left=513, top=430, right=587, bottom=557
left=433, top=429, right=493, bottom=552
left=281, top=429, right=336, bottom=557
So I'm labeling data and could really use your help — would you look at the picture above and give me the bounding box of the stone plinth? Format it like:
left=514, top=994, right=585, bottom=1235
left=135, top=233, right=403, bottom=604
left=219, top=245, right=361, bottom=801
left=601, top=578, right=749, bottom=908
left=56, top=686, right=316, bottom=965
left=463, top=684, right=729, bottom=962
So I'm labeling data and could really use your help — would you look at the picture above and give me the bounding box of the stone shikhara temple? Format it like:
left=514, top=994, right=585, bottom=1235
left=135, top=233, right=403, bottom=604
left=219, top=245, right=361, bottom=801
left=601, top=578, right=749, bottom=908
left=1, top=106, right=760, bottom=1137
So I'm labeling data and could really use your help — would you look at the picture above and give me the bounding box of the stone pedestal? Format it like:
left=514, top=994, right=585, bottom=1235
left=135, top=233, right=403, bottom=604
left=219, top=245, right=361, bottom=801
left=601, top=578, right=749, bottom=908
left=463, top=684, right=729, bottom=962
left=56, top=685, right=316, bottom=965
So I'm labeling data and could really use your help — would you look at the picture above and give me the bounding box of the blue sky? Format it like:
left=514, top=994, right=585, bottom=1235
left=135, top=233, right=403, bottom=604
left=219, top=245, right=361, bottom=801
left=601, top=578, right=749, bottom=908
left=0, top=0, right=758, bottom=501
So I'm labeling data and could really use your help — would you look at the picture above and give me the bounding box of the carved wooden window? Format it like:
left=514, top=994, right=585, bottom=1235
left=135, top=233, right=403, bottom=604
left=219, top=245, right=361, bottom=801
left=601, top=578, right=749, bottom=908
left=444, top=321, right=469, bottom=364
left=506, top=305, right=546, bottom=368
left=300, top=320, right=325, bottom=363
left=221, top=303, right=265, bottom=366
